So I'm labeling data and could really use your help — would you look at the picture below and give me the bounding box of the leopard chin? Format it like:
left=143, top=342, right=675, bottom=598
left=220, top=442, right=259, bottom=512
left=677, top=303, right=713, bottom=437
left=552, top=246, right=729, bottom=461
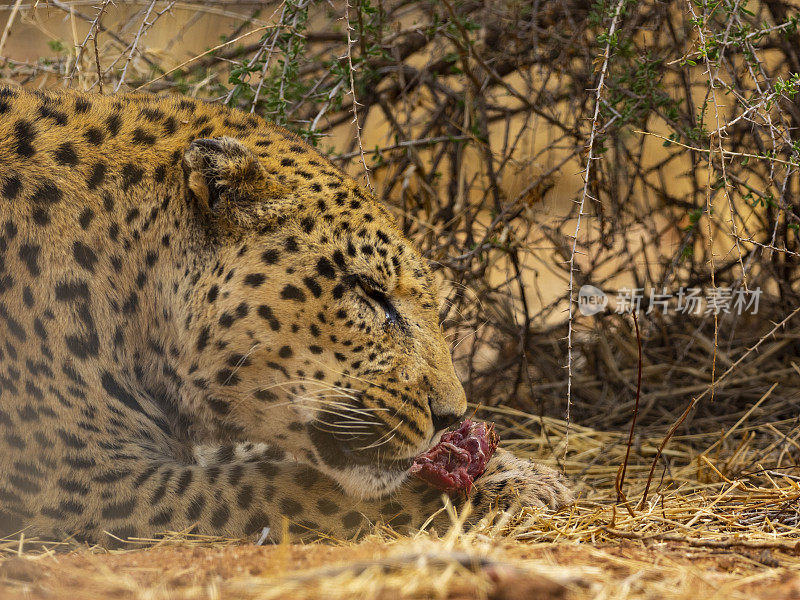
left=326, top=464, right=411, bottom=500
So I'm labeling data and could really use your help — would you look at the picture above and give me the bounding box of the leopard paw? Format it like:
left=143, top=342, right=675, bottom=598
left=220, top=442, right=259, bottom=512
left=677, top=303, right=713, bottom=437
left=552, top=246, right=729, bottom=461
left=468, top=448, right=573, bottom=513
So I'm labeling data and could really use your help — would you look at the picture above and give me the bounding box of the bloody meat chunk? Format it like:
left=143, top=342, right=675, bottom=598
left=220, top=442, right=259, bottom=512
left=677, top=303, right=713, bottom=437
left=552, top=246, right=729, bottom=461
left=410, top=419, right=499, bottom=494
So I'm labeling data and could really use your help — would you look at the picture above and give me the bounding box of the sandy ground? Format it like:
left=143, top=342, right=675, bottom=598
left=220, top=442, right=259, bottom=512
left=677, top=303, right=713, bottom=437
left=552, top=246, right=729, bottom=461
left=1, top=537, right=800, bottom=600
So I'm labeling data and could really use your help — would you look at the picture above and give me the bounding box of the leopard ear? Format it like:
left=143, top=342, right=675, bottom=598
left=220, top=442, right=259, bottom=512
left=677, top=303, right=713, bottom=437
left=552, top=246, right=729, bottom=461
left=183, top=137, right=290, bottom=230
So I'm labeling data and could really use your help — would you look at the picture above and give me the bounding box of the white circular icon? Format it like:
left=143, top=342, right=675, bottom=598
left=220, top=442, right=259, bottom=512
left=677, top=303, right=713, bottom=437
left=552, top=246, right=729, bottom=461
left=578, top=285, right=608, bottom=316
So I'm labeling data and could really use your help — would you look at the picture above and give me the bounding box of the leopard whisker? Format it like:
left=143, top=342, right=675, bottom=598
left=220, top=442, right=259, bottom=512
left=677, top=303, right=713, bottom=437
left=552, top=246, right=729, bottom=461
left=303, top=357, right=392, bottom=394
left=359, top=433, right=396, bottom=451
left=223, top=342, right=260, bottom=386
left=309, top=422, right=371, bottom=439
left=327, top=421, right=375, bottom=430
left=305, top=407, right=381, bottom=425
left=243, top=378, right=360, bottom=395
left=355, top=420, right=402, bottom=451
left=302, top=394, right=391, bottom=416
left=450, top=319, right=489, bottom=352
left=288, top=394, right=383, bottom=425
left=291, top=394, right=383, bottom=415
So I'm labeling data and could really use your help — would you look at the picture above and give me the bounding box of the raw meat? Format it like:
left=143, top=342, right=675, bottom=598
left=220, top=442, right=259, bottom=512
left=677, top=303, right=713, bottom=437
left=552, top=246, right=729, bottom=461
left=410, top=419, right=499, bottom=494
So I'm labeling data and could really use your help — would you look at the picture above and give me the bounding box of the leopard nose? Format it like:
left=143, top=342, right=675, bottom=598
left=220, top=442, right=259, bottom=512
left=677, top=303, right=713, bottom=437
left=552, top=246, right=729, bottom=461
left=429, top=396, right=464, bottom=432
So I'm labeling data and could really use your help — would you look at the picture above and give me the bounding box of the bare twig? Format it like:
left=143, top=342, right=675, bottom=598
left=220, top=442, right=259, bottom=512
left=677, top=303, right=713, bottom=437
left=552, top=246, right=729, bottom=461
left=114, top=1, right=177, bottom=92
left=342, top=0, right=372, bottom=192
left=566, top=0, right=628, bottom=458
left=616, top=311, right=642, bottom=511
left=0, top=0, right=24, bottom=64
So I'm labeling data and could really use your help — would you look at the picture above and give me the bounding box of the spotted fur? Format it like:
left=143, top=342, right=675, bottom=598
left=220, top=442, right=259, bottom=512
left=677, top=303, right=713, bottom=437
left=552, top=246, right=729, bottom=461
left=0, top=86, right=571, bottom=547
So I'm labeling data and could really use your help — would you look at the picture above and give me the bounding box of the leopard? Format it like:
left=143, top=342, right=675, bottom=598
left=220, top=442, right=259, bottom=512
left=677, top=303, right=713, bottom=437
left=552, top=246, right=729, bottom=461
left=0, top=85, right=572, bottom=548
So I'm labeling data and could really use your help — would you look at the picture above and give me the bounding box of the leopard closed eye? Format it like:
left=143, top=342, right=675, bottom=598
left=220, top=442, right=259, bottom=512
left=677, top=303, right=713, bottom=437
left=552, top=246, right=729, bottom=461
left=0, top=85, right=572, bottom=547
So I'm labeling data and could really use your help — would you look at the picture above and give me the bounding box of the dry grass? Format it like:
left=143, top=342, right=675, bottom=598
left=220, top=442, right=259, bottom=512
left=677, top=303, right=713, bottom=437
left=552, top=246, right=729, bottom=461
left=3, top=406, right=800, bottom=599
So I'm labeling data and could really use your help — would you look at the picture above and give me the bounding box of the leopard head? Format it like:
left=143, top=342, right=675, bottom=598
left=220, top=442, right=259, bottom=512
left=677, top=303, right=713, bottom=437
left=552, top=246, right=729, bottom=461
left=179, top=136, right=466, bottom=498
